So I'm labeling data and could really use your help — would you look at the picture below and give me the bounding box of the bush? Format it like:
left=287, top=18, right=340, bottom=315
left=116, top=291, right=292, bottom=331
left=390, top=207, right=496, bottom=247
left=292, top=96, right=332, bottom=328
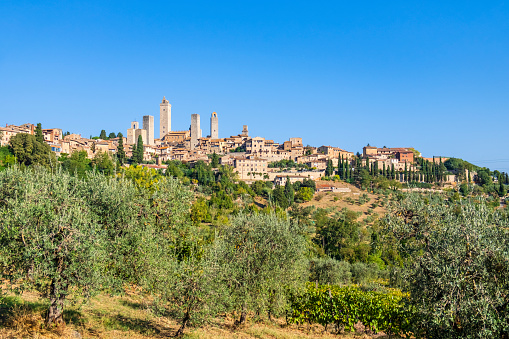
left=350, top=262, right=380, bottom=285
left=309, top=258, right=351, bottom=285
left=288, top=283, right=414, bottom=336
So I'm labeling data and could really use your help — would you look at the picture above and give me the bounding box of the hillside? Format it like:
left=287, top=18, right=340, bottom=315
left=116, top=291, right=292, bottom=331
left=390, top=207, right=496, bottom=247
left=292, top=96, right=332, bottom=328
left=0, top=290, right=392, bottom=339
left=301, top=181, right=386, bottom=221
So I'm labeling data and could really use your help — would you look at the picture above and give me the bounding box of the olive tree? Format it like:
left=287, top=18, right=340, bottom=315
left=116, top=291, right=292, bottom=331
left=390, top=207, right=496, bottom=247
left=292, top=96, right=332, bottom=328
left=383, top=193, right=509, bottom=338
left=0, top=167, right=192, bottom=326
left=208, top=213, right=308, bottom=325
left=309, top=257, right=352, bottom=285
left=0, top=167, right=111, bottom=325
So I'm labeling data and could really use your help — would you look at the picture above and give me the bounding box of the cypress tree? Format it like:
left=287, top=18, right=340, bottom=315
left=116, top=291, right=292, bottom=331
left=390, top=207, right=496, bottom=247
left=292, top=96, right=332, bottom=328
left=404, top=163, right=408, bottom=182
left=383, top=163, right=386, bottom=178
left=35, top=123, right=44, bottom=143
left=499, top=177, right=507, bottom=197
left=325, top=159, right=334, bottom=177
left=338, top=155, right=343, bottom=178
left=345, top=161, right=350, bottom=180
left=116, top=132, right=126, bottom=165
left=99, top=130, right=107, bottom=140
left=284, top=177, right=295, bottom=205
left=136, top=135, right=144, bottom=164
left=391, top=164, right=395, bottom=181
left=505, top=173, right=509, bottom=185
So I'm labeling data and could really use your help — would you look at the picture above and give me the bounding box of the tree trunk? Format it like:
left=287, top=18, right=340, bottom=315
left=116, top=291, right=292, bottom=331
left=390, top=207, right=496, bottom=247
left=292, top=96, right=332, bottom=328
left=45, top=281, right=66, bottom=327
left=174, top=310, right=190, bottom=337
left=238, top=310, right=247, bottom=325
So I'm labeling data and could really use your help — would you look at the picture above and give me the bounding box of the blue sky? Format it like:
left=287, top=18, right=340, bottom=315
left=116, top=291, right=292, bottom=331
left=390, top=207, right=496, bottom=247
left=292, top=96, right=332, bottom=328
left=1, top=1, right=508, bottom=171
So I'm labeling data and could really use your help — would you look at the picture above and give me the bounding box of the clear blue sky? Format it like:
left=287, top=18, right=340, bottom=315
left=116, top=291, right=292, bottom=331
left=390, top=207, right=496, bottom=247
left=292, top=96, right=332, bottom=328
left=1, top=1, right=508, bottom=171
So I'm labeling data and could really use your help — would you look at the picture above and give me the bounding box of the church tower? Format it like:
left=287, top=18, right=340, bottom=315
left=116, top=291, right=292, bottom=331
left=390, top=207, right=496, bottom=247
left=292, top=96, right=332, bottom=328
left=210, top=112, right=218, bottom=139
left=160, top=96, right=171, bottom=139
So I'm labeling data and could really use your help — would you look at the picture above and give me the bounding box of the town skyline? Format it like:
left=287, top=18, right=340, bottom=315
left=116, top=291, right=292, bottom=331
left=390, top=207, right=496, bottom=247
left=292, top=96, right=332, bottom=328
left=0, top=92, right=504, bottom=171
left=1, top=1, right=508, bottom=171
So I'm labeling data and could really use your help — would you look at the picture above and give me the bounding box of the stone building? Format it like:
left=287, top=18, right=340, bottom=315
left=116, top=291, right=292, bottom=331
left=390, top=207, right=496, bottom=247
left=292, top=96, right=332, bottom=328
left=210, top=112, right=218, bottom=139
left=127, top=121, right=147, bottom=145
left=190, top=114, right=202, bottom=149
left=241, top=125, right=249, bottom=137
left=232, top=156, right=268, bottom=181
left=161, top=130, right=190, bottom=144
left=160, top=96, right=171, bottom=138
left=143, top=115, right=154, bottom=145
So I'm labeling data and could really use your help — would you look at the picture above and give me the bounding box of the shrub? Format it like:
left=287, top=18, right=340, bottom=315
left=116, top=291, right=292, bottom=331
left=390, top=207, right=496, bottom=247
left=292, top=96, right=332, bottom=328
left=288, top=283, right=414, bottom=336
left=309, top=257, right=351, bottom=285
left=350, top=262, right=380, bottom=285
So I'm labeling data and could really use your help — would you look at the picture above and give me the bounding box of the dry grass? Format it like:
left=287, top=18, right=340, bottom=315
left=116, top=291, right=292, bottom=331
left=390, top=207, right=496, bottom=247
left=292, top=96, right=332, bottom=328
left=0, top=289, right=395, bottom=339
left=301, top=182, right=387, bottom=221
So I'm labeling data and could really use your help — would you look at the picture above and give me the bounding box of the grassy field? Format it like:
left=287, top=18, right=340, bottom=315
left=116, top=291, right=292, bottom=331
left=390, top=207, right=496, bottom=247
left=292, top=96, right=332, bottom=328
left=0, top=289, right=392, bottom=338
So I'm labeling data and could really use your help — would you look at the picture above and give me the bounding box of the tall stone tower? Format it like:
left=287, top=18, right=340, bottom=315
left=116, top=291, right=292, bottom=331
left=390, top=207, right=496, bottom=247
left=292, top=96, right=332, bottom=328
left=190, top=114, right=201, bottom=149
left=241, top=125, right=249, bottom=137
left=143, top=115, right=154, bottom=145
left=127, top=121, right=139, bottom=145
left=210, top=112, right=218, bottom=139
left=160, top=96, right=171, bottom=139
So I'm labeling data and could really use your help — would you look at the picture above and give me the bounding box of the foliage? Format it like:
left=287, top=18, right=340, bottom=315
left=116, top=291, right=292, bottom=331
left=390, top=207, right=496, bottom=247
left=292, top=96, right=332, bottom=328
left=313, top=209, right=361, bottom=262
left=309, top=257, right=352, bottom=285
left=295, top=186, right=314, bottom=202
left=0, top=167, right=148, bottom=325
left=35, top=123, right=44, bottom=143
left=383, top=193, right=509, bottom=338
left=190, top=198, right=210, bottom=224
left=59, top=150, right=91, bottom=177
left=116, top=132, right=126, bottom=165
left=120, top=165, right=160, bottom=191
left=268, top=159, right=309, bottom=170
left=0, top=146, right=16, bottom=170
left=91, top=151, right=115, bottom=175
left=208, top=213, right=308, bottom=324
left=350, top=262, right=380, bottom=285
left=210, top=152, right=219, bottom=168
left=8, top=133, right=56, bottom=167
left=444, top=157, right=477, bottom=172
left=288, top=283, right=415, bottom=336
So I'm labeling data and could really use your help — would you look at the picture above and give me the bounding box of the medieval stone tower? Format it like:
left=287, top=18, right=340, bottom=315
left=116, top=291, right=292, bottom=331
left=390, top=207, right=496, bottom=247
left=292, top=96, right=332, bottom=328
left=210, top=112, right=218, bottom=139
left=190, top=114, right=201, bottom=149
left=127, top=121, right=147, bottom=145
left=143, top=115, right=154, bottom=145
left=160, top=96, right=171, bottom=138
left=241, top=125, right=249, bottom=137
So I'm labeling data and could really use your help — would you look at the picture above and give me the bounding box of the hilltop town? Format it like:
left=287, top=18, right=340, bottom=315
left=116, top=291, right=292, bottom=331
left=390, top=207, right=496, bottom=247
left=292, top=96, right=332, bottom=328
left=1, top=96, right=482, bottom=189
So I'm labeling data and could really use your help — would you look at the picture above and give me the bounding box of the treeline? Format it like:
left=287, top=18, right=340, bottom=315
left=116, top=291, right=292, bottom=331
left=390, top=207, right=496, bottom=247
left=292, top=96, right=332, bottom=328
left=335, top=155, right=449, bottom=185
left=268, top=159, right=310, bottom=170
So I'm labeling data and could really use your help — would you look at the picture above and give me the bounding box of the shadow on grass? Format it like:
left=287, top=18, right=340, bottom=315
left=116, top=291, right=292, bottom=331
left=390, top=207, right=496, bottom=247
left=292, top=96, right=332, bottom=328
left=119, top=299, right=146, bottom=311
left=63, top=308, right=85, bottom=326
left=1, top=294, right=85, bottom=328
left=0, top=295, right=47, bottom=324
left=90, top=310, right=174, bottom=337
